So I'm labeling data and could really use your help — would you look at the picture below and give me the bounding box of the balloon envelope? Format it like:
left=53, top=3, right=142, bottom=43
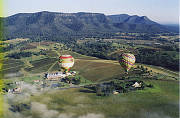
left=59, top=55, right=74, bottom=73
left=119, top=53, right=135, bottom=72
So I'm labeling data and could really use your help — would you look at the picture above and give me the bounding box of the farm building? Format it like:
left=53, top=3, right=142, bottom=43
left=15, top=81, right=24, bottom=85
left=45, top=71, right=77, bottom=80
left=33, top=80, right=40, bottom=83
left=132, top=82, right=142, bottom=88
left=8, top=87, right=21, bottom=94
left=45, top=72, right=66, bottom=81
left=71, top=71, right=76, bottom=75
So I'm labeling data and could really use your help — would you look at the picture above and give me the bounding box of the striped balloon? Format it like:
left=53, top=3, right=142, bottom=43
left=59, top=55, right=74, bottom=73
left=119, top=53, right=135, bottom=72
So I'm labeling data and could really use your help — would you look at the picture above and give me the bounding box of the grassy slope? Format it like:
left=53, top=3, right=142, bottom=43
left=31, top=80, right=179, bottom=118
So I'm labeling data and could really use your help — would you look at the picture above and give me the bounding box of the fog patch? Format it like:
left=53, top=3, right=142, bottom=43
left=140, top=111, right=173, bottom=118
left=4, top=112, right=29, bottom=118
left=58, top=113, right=74, bottom=118
left=5, top=83, right=39, bottom=104
left=78, top=113, right=104, bottom=118
left=31, top=102, right=59, bottom=118
left=31, top=102, right=104, bottom=118
left=4, top=82, right=106, bottom=118
left=21, top=82, right=39, bottom=94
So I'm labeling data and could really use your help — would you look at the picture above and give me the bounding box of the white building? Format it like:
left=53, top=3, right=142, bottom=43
left=45, top=72, right=66, bottom=80
left=45, top=71, right=76, bottom=80
left=132, top=82, right=142, bottom=88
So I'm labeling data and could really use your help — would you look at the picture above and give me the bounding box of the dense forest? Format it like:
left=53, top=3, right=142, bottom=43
left=5, top=34, right=179, bottom=71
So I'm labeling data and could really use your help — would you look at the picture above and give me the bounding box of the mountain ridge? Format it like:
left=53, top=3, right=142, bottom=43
left=2, top=11, right=178, bottom=39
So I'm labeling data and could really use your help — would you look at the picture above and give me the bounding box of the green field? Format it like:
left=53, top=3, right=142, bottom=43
left=73, top=59, right=124, bottom=82
left=25, top=57, right=57, bottom=73
left=2, top=41, right=179, bottom=118
left=29, top=80, right=179, bottom=118
left=1, top=59, right=24, bottom=75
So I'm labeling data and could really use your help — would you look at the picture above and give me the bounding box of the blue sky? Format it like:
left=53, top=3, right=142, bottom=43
left=4, top=0, right=179, bottom=24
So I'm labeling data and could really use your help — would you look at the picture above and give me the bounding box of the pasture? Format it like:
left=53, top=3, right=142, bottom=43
left=30, top=80, right=179, bottom=118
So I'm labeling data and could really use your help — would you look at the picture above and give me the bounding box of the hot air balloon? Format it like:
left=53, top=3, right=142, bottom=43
left=119, top=53, right=135, bottom=72
left=59, top=55, right=74, bottom=73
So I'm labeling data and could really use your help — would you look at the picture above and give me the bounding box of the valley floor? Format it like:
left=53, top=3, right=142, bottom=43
left=1, top=41, right=179, bottom=118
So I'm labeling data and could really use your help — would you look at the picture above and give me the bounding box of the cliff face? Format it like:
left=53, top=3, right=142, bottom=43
left=3, top=11, right=174, bottom=39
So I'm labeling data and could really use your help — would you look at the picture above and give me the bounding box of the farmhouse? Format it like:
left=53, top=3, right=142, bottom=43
left=45, top=72, right=66, bottom=81
left=15, top=81, right=24, bottom=85
left=45, top=71, right=77, bottom=81
left=33, top=80, right=40, bottom=83
left=154, top=42, right=161, bottom=45
left=132, top=82, right=142, bottom=88
left=113, top=90, right=119, bottom=95
left=8, top=87, right=22, bottom=94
